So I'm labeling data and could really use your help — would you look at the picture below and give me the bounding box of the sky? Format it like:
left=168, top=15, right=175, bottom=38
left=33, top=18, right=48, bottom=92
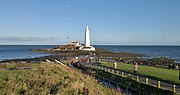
left=0, top=0, right=180, bottom=45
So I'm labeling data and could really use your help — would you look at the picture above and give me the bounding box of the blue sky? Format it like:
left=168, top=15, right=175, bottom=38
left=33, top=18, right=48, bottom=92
left=0, top=0, right=180, bottom=45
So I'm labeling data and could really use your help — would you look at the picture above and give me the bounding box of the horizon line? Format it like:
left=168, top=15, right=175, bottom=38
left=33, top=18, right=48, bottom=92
left=0, top=44, right=180, bottom=46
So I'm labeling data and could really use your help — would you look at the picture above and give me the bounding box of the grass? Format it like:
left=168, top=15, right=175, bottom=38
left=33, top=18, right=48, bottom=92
left=95, top=70, right=175, bottom=95
left=102, top=62, right=180, bottom=84
left=0, top=62, right=122, bottom=95
left=7, top=63, right=16, bottom=70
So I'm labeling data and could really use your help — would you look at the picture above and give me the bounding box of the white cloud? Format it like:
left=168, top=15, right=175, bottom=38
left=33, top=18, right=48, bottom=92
left=62, top=4, right=72, bottom=9
left=66, top=36, right=73, bottom=40
left=0, top=36, right=61, bottom=42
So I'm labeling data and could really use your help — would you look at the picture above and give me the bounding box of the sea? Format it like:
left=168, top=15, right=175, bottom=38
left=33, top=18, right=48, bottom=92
left=0, top=45, right=55, bottom=61
left=0, top=45, right=180, bottom=63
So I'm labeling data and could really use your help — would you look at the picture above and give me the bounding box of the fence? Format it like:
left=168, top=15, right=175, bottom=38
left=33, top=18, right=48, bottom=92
left=92, top=64, right=180, bottom=94
left=95, top=74, right=148, bottom=95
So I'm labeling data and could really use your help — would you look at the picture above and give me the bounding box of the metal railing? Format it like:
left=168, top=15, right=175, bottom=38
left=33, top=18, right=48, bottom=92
left=92, top=64, right=180, bottom=94
left=95, top=75, right=148, bottom=95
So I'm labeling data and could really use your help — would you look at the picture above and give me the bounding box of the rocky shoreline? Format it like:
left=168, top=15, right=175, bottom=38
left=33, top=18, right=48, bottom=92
left=1, top=47, right=179, bottom=69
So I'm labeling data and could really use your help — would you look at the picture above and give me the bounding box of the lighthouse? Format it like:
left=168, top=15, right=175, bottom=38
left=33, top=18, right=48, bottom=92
left=85, top=26, right=90, bottom=47
left=81, top=26, right=95, bottom=51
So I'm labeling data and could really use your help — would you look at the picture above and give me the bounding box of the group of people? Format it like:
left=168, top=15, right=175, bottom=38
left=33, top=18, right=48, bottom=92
left=113, top=61, right=138, bottom=74
left=168, top=63, right=179, bottom=69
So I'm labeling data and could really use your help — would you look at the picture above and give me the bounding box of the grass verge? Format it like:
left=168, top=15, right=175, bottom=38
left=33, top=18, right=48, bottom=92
left=102, top=62, right=180, bottom=84
left=0, top=62, right=122, bottom=95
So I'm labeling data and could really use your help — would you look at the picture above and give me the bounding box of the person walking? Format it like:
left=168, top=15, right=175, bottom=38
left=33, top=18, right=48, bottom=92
left=134, top=62, right=138, bottom=74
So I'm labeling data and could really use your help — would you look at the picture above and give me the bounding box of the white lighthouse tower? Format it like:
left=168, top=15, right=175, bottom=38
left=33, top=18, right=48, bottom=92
left=81, top=26, right=95, bottom=51
left=85, top=26, right=90, bottom=47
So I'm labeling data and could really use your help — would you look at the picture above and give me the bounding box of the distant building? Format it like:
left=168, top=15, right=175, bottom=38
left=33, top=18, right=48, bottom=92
left=69, top=41, right=81, bottom=47
left=56, top=41, right=82, bottom=51
left=55, top=26, right=95, bottom=51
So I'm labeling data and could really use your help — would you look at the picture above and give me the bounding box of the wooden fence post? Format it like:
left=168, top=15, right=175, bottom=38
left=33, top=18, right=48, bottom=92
left=173, top=85, right=176, bottom=93
left=117, top=70, right=119, bottom=75
left=121, top=72, right=124, bottom=77
left=145, top=78, right=148, bottom=85
left=112, top=69, right=114, bottom=73
left=136, top=76, right=139, bottom=82
left=157, top=81, right=160, bottom=89
left=108, top=68, right=110, bottom=72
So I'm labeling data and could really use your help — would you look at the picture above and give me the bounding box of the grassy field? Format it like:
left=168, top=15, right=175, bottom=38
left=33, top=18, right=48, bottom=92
left=0, top=62, right=122, bottom=95
left=102, top=62, right=180, bottom=84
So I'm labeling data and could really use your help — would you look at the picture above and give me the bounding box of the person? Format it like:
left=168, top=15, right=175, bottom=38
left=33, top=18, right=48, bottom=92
left=113, top=61, right=117, bottom=69
left=134, top=62, right=138, bottom=74
left=176, top=65, right=178, bottom=69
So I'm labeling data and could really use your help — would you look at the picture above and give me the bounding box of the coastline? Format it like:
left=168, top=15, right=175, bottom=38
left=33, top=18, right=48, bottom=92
left=0, top=47, right=144, bottom=61
left=1, top=46, right=179, bottom=68
left=1, top=45, right=180, bottom=62
left=0, top=46, right=180, bottom=94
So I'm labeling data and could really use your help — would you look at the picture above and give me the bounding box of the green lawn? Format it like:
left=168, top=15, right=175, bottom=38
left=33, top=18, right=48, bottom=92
left=102, top=62, right=180, bottom=84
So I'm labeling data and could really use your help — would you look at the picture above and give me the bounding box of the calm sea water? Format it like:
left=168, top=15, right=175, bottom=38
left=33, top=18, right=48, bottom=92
left=95, top=45, right=180, bottom=61
left=0, top=45, right=180, bottom=62
left=0, top=45, right=56, bottom=61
